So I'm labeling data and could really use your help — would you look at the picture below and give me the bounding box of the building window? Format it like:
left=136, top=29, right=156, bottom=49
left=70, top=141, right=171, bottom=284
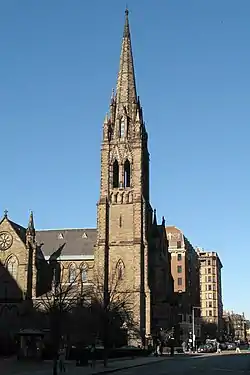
left=177, top=254, right=182, bottom=261
left=208, top=293, right=212, bottom=299
left=209, top=310, right=212, bottom=317
left=208, top=268, right=211, bottom=274
left=124, top=159, right=131, bottom=188
left=120, top=118, right=125, bottom=138
left=208, top=284, right=212, bottom=291
left=177, top=241, right=182, bottom=249
left=177, top=265, right=182, bottom=273
left=68, top=264, right=76, bottom=283
left=178, top=277, right=182, bottom=286
left=209, top=301, right=212, bottom=308
left=6, top=256, right=18, bottom=279
left=113, top=160, right=119, bottom=188
left=80, top=263, right=88, bottom=283
left=116, top=259, right=125, bottom=281
left=207, top=260, right=211, bottom=266
left=208, top=276, right=211, bottom=282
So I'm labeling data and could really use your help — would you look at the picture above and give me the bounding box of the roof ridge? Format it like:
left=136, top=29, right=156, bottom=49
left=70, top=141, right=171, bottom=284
left=36, top=227, right=97, bottom=232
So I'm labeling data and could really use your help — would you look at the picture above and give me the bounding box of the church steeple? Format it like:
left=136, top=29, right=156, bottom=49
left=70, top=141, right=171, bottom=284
left=115, top=9, right=137, bottom=117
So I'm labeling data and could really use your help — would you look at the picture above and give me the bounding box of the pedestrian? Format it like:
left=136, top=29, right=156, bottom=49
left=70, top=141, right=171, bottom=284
left=236, top=341, right=241, bottom=354
left=182, top=341, right=186, bottom=354
left=90, top=343, right=96, bottom=368
left=58, top=346, right=66, bottom=373
left=216, top=342, right=221, bottom=354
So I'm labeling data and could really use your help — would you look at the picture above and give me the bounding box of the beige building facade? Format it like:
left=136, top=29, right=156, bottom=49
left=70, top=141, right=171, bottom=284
left=196, top=248, right=223, bottom=336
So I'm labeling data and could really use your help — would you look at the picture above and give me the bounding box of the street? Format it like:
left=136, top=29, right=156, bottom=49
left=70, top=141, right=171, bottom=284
left=116, top=353, right=250, bottom=375
left=2, top=353, right=250, bottom=375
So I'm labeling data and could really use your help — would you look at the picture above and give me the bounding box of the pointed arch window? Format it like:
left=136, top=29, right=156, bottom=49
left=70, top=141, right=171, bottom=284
left=68, top=263, right=76, bottom=283
left=124, top=159, right=131, bottom=188
left=80, top=263, right=88, bottom=283
left=120, top=117, right=125, bottom=138
left=113, top=159, right=119, bottom=188
left=6, top=255, right=18, bottom=279
left=116, top=259, right=125, bottom=281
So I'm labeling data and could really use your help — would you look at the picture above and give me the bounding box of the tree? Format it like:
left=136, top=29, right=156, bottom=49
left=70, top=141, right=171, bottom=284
left=85, top=267, right=137, bottom=364
left=34, top=252, right=87, bottom=375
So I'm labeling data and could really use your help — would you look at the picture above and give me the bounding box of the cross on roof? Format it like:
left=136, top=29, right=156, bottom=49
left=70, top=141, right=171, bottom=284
left=4, top=209, right=8, bottom=218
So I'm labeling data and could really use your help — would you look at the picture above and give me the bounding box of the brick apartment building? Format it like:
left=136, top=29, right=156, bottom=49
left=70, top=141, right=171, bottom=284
left=166, top=226, right=200, bottom=342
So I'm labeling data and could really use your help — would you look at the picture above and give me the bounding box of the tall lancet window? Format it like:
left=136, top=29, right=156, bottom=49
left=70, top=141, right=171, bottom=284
left=113, top=160, right=119, bottom=188
left=6, top=256, right=18, bottom=279
left=124, top=159, right=131, bottom=188
left=68, top=263, right=76, bottom=283
left=120, top=118, right=125, bottom=138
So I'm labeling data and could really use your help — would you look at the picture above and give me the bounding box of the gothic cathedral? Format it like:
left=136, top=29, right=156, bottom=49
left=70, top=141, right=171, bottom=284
left=0, top=10, right=174, bottom=347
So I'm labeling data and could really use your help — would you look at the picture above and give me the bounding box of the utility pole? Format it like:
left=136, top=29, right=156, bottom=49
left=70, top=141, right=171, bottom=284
left=192, top=306, right=201, bottom=351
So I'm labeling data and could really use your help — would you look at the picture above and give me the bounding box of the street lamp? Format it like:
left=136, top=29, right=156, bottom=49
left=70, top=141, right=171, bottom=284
left=192, top=306, right=201, bottom=351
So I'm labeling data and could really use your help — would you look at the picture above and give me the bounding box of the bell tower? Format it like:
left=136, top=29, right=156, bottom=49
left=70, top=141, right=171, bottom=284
left=95, top=10, right=152, bottom=341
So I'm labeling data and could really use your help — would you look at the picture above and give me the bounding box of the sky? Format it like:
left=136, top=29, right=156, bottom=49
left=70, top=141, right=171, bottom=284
left=0, top=0, right=250, bottom=317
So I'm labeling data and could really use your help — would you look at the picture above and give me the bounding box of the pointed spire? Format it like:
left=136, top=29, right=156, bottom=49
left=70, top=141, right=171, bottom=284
left=162, top=216, right=166, bottom=227
left=116, top=9, right=137, bottom=117
left=27, top=211, right=35, bottom=236
left=111, top=88, right=115, bottom=104
left=153, top=209, right=157, bottom=226
left=104, top=113, right=109, bottom=124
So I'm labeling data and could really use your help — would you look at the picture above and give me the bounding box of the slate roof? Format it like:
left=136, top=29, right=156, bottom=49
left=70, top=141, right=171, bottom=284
left=36, top=228, right=97, bottom=257
left=9, top=220, right=27, bottom=243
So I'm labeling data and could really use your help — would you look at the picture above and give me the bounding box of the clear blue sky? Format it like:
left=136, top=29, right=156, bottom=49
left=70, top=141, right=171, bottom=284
left=1, top=1, right=249, bottom=317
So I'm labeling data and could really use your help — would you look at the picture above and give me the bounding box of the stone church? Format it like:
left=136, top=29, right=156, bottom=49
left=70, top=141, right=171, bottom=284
left=0, top=10, right=175, bottom=345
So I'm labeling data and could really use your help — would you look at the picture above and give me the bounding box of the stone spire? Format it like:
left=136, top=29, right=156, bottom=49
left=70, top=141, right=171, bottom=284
left=27, top=211, right=35, bottom=236
left=115, top=9, right=137, bottom=117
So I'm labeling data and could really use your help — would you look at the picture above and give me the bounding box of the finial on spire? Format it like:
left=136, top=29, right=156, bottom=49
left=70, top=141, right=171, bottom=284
left=162, top=216, right=166, bottom=226
left=3, top=209, right=8, bottom=218
left=123, top=6, right=130, bottom=38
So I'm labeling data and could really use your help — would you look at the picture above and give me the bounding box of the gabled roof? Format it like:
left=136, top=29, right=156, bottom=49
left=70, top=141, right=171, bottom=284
left=36, top=228, right=97, bottom=257
left=0, top=216, right=27, bottom=244
left=9, top=220, right=27, bottom=243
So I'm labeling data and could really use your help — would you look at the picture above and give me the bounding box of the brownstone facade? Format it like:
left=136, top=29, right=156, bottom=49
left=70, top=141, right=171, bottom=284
left=166, top=226, right=201, bottom=342
left=0, top=11, right=174, bottom=345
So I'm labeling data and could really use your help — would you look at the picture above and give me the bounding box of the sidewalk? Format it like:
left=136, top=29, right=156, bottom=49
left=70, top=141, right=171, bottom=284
left=64, top=356, right=167, bottom=375
left=9, top=353, right=205, bottom=375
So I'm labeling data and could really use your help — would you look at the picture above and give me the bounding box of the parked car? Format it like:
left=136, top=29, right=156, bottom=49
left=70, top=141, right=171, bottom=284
left=197, top=344, right=216, bottom=353
left=226, top=342, right=236, bottom=351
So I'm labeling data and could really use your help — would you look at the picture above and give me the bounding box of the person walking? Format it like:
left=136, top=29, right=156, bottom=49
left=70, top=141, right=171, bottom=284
left=236, top=341, right=241, bottom=354
left=216, top=342, right=221, bottom=354
left=58, top=346, right=66, bottom=373
left=90, top=344, right=96, bottom=369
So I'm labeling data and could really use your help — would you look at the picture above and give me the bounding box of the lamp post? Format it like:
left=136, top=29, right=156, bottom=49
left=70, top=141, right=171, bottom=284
left=192, top=306, right=201, bottom=351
